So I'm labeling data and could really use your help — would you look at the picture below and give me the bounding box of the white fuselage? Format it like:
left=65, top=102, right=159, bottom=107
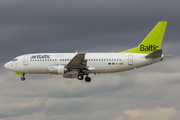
left=4, top=52, right=162, bottom=75
left=3, top=21, right=167, bottom=82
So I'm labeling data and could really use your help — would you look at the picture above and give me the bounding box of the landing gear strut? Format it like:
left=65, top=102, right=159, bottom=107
left=21, top=74, right=25, bottom=81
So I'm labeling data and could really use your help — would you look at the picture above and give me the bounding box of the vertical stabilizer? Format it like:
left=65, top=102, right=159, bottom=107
left=121, top=21, right=167, bottom=54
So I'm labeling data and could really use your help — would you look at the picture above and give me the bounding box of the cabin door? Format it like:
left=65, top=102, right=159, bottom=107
left=23, top=55, right=29, bottom=66
left=128, top=55, right=133, bottom=66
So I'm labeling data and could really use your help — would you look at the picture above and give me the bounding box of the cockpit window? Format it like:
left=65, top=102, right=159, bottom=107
left=12, top=58, right=18, bottom=61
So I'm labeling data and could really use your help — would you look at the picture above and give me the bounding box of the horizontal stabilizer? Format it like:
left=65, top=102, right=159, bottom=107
left=163, top=55, right=175, bottom=57
left=145, top=49, right=162, bottom=58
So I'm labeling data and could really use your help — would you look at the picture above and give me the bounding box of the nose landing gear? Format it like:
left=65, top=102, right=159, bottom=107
left=21, top=73, right=25, bottom=81
left=21, top=77, right=25, bottom=81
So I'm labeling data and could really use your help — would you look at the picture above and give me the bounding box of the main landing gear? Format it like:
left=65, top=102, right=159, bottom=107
left=77, top=69, right=91, bottom=82
left=77, top=75, right=91, bottom=82
left=21, top=74, right=25, bottom=81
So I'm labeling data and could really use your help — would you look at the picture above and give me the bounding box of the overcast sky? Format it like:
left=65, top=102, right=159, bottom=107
left=1, top=0, right=180, bottom=120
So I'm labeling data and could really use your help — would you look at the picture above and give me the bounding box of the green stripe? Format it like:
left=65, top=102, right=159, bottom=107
left=15, top=72, right=24, bottom=76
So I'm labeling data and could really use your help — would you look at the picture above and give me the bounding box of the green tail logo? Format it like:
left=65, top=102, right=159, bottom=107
left=121, top=21, right=167, bottom=54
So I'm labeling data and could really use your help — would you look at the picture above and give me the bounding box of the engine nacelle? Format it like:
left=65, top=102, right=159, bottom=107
left=47, top=65, right=67, bottom=74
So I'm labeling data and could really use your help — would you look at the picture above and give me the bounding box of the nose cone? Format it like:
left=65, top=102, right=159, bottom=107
left=4, top=62, right=11, bottom=70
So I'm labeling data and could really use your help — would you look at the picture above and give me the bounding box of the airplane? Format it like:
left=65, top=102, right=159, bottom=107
left=4, top=21, right=167, bottom=82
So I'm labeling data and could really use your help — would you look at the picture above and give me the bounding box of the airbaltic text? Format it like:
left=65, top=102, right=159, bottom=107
left=30, top=55, right=51, bottom=59
left=140, top=45, right=159, bottom=51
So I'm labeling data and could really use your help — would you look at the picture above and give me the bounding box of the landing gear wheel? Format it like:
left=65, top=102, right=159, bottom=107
left=77, top=75, right=84, bottom=80
left=21, top=77, right=25, bottom=81
left=85, top=77, right=91, bottom=82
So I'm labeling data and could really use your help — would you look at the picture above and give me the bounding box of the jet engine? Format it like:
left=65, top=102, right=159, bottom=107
left=47, top=65, right=68, bottom=74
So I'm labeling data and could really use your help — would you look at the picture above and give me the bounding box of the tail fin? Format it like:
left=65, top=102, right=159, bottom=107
left=121, top=21, right=167, bottom=54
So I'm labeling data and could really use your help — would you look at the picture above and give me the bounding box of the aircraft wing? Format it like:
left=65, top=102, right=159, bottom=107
left=65, top=53, right=88, bottom=69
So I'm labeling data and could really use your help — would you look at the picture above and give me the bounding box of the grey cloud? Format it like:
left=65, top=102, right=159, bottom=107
left=1, top=67, right=180, bottom=119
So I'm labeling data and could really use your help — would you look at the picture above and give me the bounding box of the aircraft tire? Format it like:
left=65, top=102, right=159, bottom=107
left=21, top=77, right=25, bottom=81
left=77, top=75, right=84, bottom=80
left=85, top=77, right=91, bottom=82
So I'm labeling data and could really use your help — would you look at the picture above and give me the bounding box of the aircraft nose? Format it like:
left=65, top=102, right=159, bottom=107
left=4, top=62, right=11, bottom=70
